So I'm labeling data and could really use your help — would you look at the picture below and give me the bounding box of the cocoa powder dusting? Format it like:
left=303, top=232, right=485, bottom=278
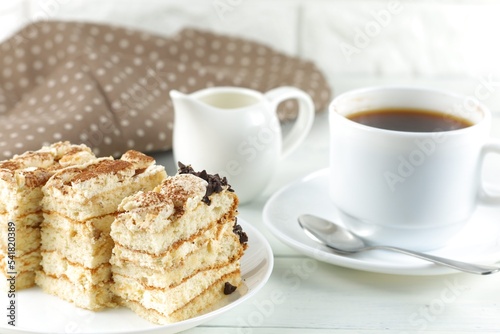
left=71, top=160, right=131, bottom=183
left=0, top=161, right=21, bottom=171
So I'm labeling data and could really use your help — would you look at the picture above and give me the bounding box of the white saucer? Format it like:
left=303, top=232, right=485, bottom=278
left=263, top=169, right=500, bottom=276
left=0, top=219, right=273, bottom=334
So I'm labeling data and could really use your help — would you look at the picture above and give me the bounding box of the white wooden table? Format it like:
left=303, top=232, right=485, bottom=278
left=154, top=83, right=500, bottom=334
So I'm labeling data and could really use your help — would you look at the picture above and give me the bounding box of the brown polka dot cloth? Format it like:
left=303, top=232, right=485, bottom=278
left=0, top=21, right=331, bottom=159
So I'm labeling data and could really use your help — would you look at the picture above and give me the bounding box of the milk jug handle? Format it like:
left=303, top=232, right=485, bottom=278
left=264, top=87, right=315, bottom=158
left=479, top=138, right=500, bottom=203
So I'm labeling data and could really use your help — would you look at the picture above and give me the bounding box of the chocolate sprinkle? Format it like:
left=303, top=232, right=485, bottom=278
left=177, top=162, right=234, bottom=205
left=233, top=218, right=248, bottom=244
left=224, top=282, right=237, bottom=295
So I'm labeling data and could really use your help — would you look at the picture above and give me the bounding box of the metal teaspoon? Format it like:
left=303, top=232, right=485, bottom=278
left=298, top=214, right=500, bottom=275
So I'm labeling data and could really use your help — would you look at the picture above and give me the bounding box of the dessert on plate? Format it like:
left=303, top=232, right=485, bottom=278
left=2, top=139, right=249, bottom=324
left=110, top=163, right=248, bottom=324
left=36, top=150, right=166, bottom=310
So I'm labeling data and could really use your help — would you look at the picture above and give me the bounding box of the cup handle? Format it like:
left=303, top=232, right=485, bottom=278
left=479, top=138, right=500, bottom=203
left=264, top=86, right=315, bottom=158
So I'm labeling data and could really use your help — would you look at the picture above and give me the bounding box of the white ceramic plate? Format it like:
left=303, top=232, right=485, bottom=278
left=263, top=168, right=500, bottom=276
left=0, top=219, right=273, bottom=334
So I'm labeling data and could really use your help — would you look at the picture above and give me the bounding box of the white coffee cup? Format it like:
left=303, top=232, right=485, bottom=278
left=329, top=86, right=500, bottom=251
left=171, top=86, right=315, bottom=204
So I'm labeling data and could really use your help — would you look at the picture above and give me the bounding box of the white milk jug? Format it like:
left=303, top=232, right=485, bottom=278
left=170, top=86, right=315, bottom=203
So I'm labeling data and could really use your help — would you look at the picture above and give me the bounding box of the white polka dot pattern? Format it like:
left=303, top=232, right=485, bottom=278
left=0, top=21, right=331, bottom=159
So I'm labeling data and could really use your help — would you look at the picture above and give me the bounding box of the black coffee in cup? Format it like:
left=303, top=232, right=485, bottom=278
left=347, top=108, right=473, bottom=132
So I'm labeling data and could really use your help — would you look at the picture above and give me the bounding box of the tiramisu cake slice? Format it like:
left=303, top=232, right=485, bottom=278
left=110, top=163, right=248, bottom=324
left=0, top=142, right=96, bottom=290
left=36, top=150, right=166, bottom=310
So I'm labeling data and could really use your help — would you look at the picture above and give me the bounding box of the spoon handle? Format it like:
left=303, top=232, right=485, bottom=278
left=369, top=245, right=500, bottom=275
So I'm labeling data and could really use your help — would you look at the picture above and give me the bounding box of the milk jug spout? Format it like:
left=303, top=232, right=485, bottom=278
left=169, top=90, right=204, bottom=116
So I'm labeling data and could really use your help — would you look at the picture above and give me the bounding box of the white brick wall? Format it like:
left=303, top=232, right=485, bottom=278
left=302, top=1, right=500, bottom=77
left=2, top=0, right=500, bottom=110
left=22, top=0, right=299, bottom=55
left=0, top=2, right=29, bottom=42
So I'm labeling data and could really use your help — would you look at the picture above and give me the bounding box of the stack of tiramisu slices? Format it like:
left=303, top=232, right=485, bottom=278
left=36, top=150, right=166, bottom=310
left=0, top=142, right=96, bottom=290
